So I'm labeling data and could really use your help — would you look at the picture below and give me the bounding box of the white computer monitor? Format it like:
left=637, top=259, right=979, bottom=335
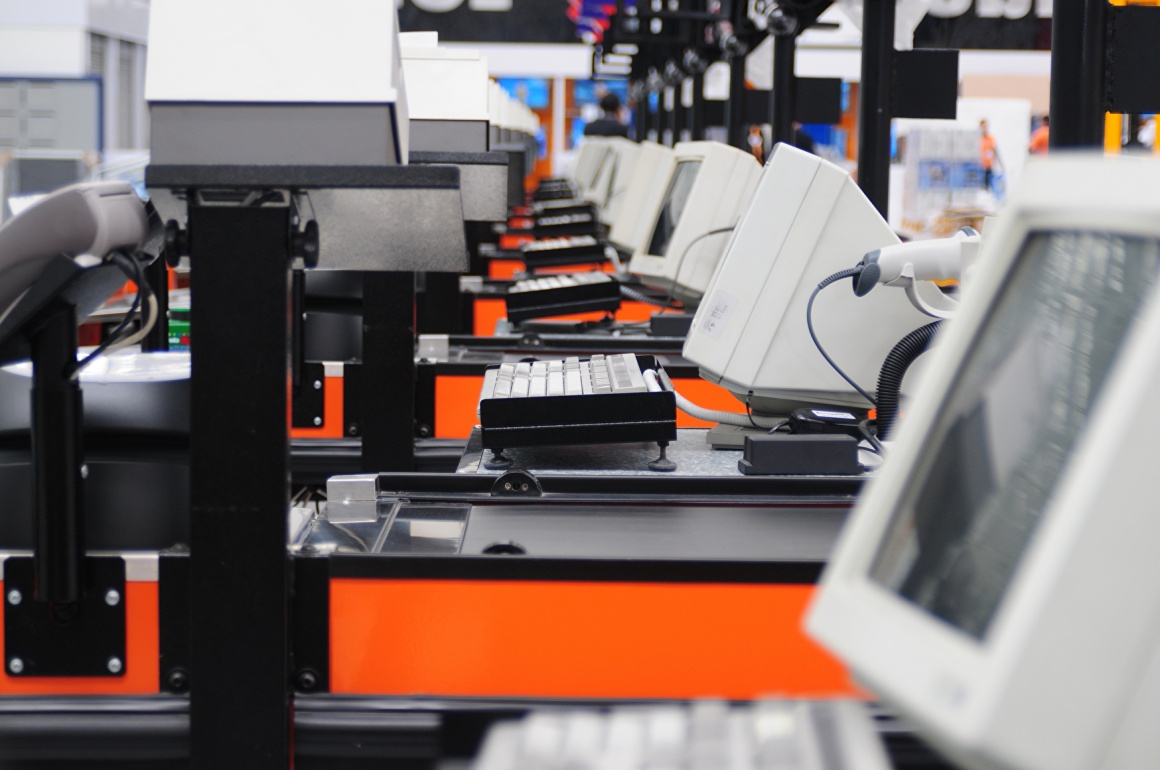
left=607, top=141, right=676, bottom=255
left=628, top=141, right=762, bottom=305
left=683, top=143, right=933, bottom=414
left=573, top=139, right=611, bottom=199
left=596, top=137, right=640, bottom=226
left=807, top=154, right=1160, bottom=770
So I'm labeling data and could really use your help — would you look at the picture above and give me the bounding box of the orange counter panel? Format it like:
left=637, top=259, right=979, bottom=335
left=290, top=374, right=346, bottom=439
left=330, top=579, right=858, bottom=699
left=0, top=581, right=160, bottom=695
left=435, top=374, right=744, bottom=438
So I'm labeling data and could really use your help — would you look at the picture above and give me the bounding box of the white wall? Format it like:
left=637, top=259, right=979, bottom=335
left=0, top=28, right=88, bottom=76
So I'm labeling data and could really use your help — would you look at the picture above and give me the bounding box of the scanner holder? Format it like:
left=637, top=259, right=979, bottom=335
left=0, top=255, right=140, bottom=674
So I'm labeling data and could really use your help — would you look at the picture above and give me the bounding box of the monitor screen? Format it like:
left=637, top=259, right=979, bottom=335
left=870, top=230, right=1160, bottom=640
left=646, top=160, right=701, bottom=258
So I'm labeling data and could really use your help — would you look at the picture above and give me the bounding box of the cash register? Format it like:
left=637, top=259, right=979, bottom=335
left=471, top=154, right=1160, bottom=770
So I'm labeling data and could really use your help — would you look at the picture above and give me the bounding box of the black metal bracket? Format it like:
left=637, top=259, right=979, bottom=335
left=745, top=78, right=844, bottom=126
left=1105, top=5, right=1160, bottom=115
left=893, top=49, right=959, bottom=120
left=491, top=470, right=543, bottom=498
left=292, top=362, right=326, bottom=429
left=3, top=556, right=126, bottom=677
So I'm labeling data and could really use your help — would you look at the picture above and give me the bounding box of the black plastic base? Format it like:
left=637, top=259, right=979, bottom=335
left=738, top=434, right=861, bottom=476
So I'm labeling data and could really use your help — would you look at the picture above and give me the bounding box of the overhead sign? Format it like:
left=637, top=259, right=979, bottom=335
left=397, top=0, right=577, bottom=43
left=915, top=0, right=1052, bottom=49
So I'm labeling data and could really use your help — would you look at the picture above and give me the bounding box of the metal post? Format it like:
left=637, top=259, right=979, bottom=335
left=188, top=201, right=291, bottom=769
left=665, top=86, right=678, bottom=146
left=727, top=55, right=749, bottom=150
left=141, top=257, right=169, bottom=352
left=771, top=33, right=797, bottom=147
left=30, top=303, right=84, bottom=605
left=673, top=80, right=688, bottom=143
left=691, top=72, right=706, bottom=140
left=361, top=271, right=415, bottom=473
left=1049, top=0, right=1108, bottom=148
left=857, top=0, right=895, bottom=217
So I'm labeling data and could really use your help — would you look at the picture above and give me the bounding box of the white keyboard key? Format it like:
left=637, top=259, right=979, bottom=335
left=511, top=377, right=529, bottom=398
left=548, top=360, right=564, bottom=373
left=565, top=370, right=583, bottom=395
left=499, top=363, right=515, bottom=378
left=580, top=362, right=593, bottom=394
left=547, top=371, right=564, bottom=396
left=529, top=376, right=547, bottom=397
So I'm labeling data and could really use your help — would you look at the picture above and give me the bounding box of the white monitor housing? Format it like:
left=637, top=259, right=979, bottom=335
left=808, top=154, right=1160, bottom=770
left=573, top=139, right=611, bottom=199
left=608, top=141, right=676, bottom=254
left=683, top=143, right=933, bottom=413
left=628, top=141, right=762, bottom=305
left=146, top=0, right=408, bottom=166
left=401, top=33, right=489, bottom=153
left=595, top=138, right=640, bottom=227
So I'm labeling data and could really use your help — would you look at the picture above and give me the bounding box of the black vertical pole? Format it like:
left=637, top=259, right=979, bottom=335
left=666, top=86, right=678, bottom=146
left=654, top=91, right=663, bottom=142
left=673, top=80, right=688, bottom=143
left=1049, top=0, right=1107, bottom=148
left=857, top=0, right=895, bottom=217
left=634, top=97, right=648, bottom=142
left=189, top=201, right=291, bottom=769
left=691, top=72, right=706, bottom=140
left=141, top=257, right=169, bottom=352
left=189, top=201, right=290, bottom=765
left=30, top=304, right=84, bottom=605
left=361, top=272, right=415, bottom=472
left=771, top=33, right=797, bottom=147
left=727, top=55, right=748, bottom=150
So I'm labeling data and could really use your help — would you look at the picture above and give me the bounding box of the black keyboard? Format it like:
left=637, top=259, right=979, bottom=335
left=520, top=235, right=607, bottom=269
left=505, top=272, right=621, bottom=323
left=477, top=354, right=677, bottom=452
left=534, top=211, right=598, bottom=238
left=533, top=198, right=596, bottom=217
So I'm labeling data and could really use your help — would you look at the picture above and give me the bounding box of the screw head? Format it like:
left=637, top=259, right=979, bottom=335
left=313, top=416, right=322, bottom=426
left=313, top=380, right=322, bottom=390
left=8, top=658, right=23, bottom=674
left=7, top=589, right=21, bottom=605
left=504, top=482, right=512, bottom=491
left=105, top=589, right=121, bottom=606
left=166, top=668, right=189, bottom=691
left=80, top=464, right=89, bottom=479
left=296, top=669, right=318, bottom=691
left=107, top=657, right=123, bottom=675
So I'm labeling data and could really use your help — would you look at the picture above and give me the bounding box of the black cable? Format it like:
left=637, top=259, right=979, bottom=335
left=806, top=267, right=877, bottom=407
left=68, top=251, right=149, bottom=379
left=620, top=283, right=682, bottom=309
left=875, top=321, right=941, bottom=441
left=661, top=225, right=736, bottom=309
left=766, top=419, right=789, bottom=435
left=858, top=419, right=885, bottom=455
left=745, top=391, right=761, bottom=429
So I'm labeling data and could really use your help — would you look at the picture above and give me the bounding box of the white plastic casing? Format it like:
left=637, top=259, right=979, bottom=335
left=146, top=0, right=408, bottom=164
left=401, top=42, right=489, bottom=122
left=608, top=141, right=676, bottom=254
left=596, top=138, right=640, bottom=226
left=572, top=139, right=611, bottom=198
left=628, top=141, right=762, bottom=303
left=683, top=143, right=930, bottom=409
left=807, top=154, right=1160, bottom=770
